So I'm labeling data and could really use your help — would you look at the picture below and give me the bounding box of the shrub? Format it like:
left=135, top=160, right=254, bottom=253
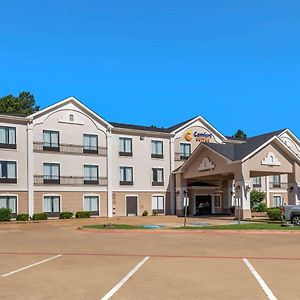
left=59, top=212, right=73, bottom=219
left=75, top=211, right=91, bottom=219
left=16, top=214, right=29, bottom=221
left=250, top=190, right=266, bottom=212
left=252, top=202, right=267, bottom=212
left=0, top=208, right=12, bottom=221
left=32, top=213, right=48, bottom=220
left=267, top=208, right=281, bottom=220
left=142, top=210, right=148, bottom=216
left=152, top=210, right=158, bottom=216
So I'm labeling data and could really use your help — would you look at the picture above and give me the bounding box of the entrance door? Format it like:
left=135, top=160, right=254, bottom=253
left=126, top=196, right=138, bottom=216
left=195, top=195, right=212, bottom=215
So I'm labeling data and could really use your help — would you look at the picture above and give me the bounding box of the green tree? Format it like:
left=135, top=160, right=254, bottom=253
left=0, top=92, right=40, bottom=116
left=250, top=190, right=266, bottom=212
left=233, top=129, right=247, bottom=139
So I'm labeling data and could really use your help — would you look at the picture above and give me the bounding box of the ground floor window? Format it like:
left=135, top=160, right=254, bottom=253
left=43, top=195, right=61, bottom=216
left=84, top=196, right=99, bottom=216
left=273, top=196, right=282, bottom=207
left=152, top=195, right=164, bottom=213
left=0, top=195, right=17, bottom=215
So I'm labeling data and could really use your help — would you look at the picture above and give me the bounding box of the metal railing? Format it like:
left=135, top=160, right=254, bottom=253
left=34, top=175, right=108, bottom=186
left=269, top=182, right=288, bottom=189
left=175, top=152, right=190, bottom=161
left=33, top=142, right=107, bottom=156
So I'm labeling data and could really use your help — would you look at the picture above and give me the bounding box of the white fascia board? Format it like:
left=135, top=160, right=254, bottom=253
left=170, top=115, right=227, bottom=142
left=28, top=96, right=113, bottom=129
left=278, top=129, right=300, bottom=148
left=274, top=137, right=300, bottom=162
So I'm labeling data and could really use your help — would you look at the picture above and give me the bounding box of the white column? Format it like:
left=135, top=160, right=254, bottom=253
left=27, top=123, right=34, bottom=217
left=106, top=130, right=113, bottom=217
left=265, top=176, right=270, bottom=207
left=169, top=137, right=175, bottom=214
left=235, top=180, right=251, bottom=219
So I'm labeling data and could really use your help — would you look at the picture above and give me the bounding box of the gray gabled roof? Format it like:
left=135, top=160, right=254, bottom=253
left=110, top=122, right=170, bottom=133
left=204, top=129, right=287, bottom=161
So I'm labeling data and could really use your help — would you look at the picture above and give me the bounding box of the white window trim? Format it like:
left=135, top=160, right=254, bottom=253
left=272, top=194, right=282, bottom=207
left=151, top=194, right=165, bottom=214
left=82, top=194, right=101, bottom=216
left=42, top=194, right=62, bottom=213
left=0, top=193, right=18, bottom=215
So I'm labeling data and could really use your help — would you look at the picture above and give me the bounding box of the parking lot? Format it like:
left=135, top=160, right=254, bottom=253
left=1, top=217, right=300, bottom=299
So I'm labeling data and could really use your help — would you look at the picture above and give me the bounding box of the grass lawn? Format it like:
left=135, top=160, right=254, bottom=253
left=83, top=224, right=158, bottom=230
left=176, top=223, right=300, bottom=230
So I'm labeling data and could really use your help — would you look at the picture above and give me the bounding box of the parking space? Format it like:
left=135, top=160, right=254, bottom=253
left=1, top=221, right=300, bottom=299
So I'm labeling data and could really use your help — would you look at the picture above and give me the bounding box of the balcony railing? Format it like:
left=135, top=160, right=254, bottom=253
left=34, top=175, right=108, bottom=186
left=269, top=182, right=288, bottom=189
left=33, top=142, right=107, bottom=156
left=175, top=152, right=190, bottom=161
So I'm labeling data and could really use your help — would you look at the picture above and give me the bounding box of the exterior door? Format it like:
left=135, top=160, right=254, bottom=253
left=195, top=195, right=212, bottom=215
left=126, top=196, right=138, bottom=216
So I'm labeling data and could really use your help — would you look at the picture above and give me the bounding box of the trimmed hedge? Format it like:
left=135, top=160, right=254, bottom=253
left=142, top=210, right=148, bottom=216
left=267, top=208, right=281, bottom=221
left=16, top=214, right=29, bottom=221
left=32, top=213, right=48, bottom=220
left=75, top=211, right=91, bottom=219
left=0, top=208, right=12, bottom=221
left=59, top=212, right=73, bottom=219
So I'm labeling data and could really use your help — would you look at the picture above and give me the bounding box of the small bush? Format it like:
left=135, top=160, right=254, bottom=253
left=152, top=210, right=158, bottom=216
left=16, top=214, right=29, bottom=221
left=252, top=202, right=267, bottom=212
left=59, top=212, right=73, bottom=219
left=0, top=208, right=12, bottom=221
left=267, top=208, right=281, bottom=220
left=142, top=210, right=148, bottom=216
left=75, top=211, right=91, bottom=219
left=32, top=213, right=48, bottom=220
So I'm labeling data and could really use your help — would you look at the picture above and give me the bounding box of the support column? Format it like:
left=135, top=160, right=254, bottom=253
left=169, top=137, right=175, bottom=215
left=27, top=123, right=34, bottom=217
left=106, top=130, right=113, bottom=217
left=288, top=163, right=300, bottom=205
left=175, top=173, right=187, bottom=216
left=265, top=176, right=270, bottom=207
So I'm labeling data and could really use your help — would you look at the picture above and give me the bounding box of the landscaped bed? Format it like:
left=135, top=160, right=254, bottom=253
left=83, top=224, right=164, bottom=230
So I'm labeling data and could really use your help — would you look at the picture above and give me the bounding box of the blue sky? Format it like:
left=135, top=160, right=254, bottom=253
left=1, top=0, right=299, bottom=137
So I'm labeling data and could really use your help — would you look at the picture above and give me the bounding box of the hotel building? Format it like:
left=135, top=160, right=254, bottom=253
left=0, top=97, right=300, bottom=219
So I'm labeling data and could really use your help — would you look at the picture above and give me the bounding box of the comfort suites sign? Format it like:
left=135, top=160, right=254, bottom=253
left=185, top=129, right=213, bottom=142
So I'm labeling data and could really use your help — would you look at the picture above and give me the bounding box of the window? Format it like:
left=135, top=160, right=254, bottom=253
left=0, top=161, right=17, bottom=183
left=43, top=196, right=61, bottom=216
left=43, top=163, right=60, bottom=184
left=0, top=196, right=17, bottom=216
left=69, top=114, right=74, bottom=121
left=84, top=196, right=99, bottom=215
left=119, top=137, right=132, bottom=156
left=180, top=143, right=191, bottom=159
left=84, top=165, right=99, bottom=184
left=273, top=175, right=281, bottom=188
left=83, top=134, right=98, bottom=154
left=151, top=140, right=163, bottom=158
left=253, top=177, right=262, bottom=188
left=43, top=130, right=59, bottom=151
left=120, top=166, right=133, bottom=185
left=152, top=168, right=164, bottom=186
left=0, top=126, right=16, bottom=149
left=273, top=196, right=282, bottom=207
left=152, top=196, right=164, bottom=213
left=214, top=195, right=221, bottom=207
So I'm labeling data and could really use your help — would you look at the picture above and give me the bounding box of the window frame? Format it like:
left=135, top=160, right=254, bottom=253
left=43, top=130, right=60, bottom=152
left=152, top=168, right=164, bottom=186
left=273, top=195, right=282, bottom=207
left=43, top=195, right=61, bottom=217
left=151, top=195, right=165, bottom=214
left=83, top=134, right=99, bottom=154
left=0, top=195, right=17, bottom=216
left=180, top=143, right=191, bottom=160
left=151, top=140, right=164, bottom=159
left=119, top=137, right=133, bottom=157
left=273, top=175, right=281, bottom=188
left=120, top=166, right=133, bottom=185
left=0, top=161, right=17, bottom=183
left=83, top=195, right=100, bottom=216
left=253, top=177, right=262, bottom=188
left=43, top=163, right=60, bottom=184
left=84, top=165, right=99, bottom=185
left=0, top=126, right=16, bottom=149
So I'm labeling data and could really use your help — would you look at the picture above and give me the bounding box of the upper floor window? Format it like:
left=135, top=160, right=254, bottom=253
left=151, top=140, right=163, bottom=158
left=253, top=177, right=262, bottom=188
left=43, top=163, right=60, bottom=184
left=0, top=161, right=17, bottom=183
left=43, top=130, right=59, bottom=151
left=120, top=166, right=133, bottom=185
left=152, top=168, right=164, bottom=186
left=273, top=175, right=281, bottom=188
left=84, top=165, right=99, bottom=184
left=0, top=126, right=16, bottom=149
left=119, top=137, right=132, bottom=156
left=83, top=134, right=98, bottom=154
left=180, top=143, right=191, bottom=159
left=0, top=195, right=17, bottom=215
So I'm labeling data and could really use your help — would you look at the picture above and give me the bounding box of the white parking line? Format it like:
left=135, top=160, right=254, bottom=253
left=2, top=254, right=62, bottom=278
left=101, top=256, right=150, bottom=300
left=243, top=258, right=277, bottom=300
